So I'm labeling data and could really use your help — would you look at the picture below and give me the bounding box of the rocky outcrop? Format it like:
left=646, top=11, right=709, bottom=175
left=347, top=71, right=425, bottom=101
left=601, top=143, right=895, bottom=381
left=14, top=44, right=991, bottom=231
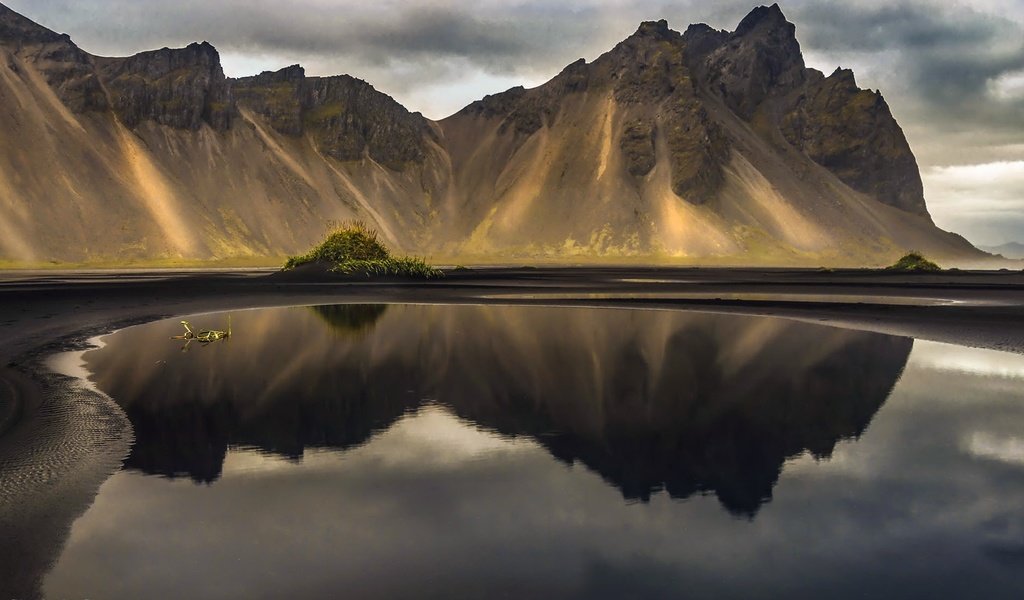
left=96, top=42, right=234, bottom=131
left=620, top=120, right=656, bottom=177
left=779, top=68, right=928, bottom=216
left=603, top=20, right=730, bottom=204
left=681, top=4, right=927, bottom=216
left=234, top=66, right=435, bottom=170
left=231, top=65, right=306, bottom=135
left=689, top=4, right=807, bottom=119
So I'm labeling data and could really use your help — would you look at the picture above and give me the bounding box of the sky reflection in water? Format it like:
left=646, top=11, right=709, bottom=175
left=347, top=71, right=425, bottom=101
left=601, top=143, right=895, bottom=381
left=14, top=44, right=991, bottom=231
left=42, top=305, right=1024, bottom=599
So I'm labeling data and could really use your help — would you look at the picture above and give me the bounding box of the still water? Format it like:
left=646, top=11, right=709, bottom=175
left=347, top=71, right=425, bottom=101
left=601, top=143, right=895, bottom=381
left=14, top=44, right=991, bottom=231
left=41, top=305, right=1024, bottom=598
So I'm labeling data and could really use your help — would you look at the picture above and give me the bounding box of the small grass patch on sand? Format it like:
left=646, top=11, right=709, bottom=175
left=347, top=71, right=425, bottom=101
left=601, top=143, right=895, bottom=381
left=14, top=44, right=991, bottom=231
left=284, top=221, right=443, bottom=279
left=886, top=251, right=941, bottom=272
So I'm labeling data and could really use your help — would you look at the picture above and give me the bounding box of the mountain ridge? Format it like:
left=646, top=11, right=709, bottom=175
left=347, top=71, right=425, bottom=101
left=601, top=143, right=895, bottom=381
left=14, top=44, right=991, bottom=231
left=0, top=2, right=987, bottom=265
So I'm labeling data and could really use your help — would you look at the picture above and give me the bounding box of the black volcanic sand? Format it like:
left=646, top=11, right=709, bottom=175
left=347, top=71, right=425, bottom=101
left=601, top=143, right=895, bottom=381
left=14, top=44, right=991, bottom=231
left=1, top=266, right=1024, bottom=598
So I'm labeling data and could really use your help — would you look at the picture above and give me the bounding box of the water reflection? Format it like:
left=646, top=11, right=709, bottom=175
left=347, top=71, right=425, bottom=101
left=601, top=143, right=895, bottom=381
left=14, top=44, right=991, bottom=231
left=84, top=305, right=912, bottom=515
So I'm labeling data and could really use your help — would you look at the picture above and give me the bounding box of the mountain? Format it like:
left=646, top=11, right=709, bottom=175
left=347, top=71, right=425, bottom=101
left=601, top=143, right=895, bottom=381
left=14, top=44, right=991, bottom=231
left=0, top=2, right=984, bottom=265
left=980, top=242, right=1024, bottom=259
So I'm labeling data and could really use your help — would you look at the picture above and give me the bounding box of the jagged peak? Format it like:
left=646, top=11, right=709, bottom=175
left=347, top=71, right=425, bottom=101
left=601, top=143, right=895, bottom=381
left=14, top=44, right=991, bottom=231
left=683, top=23, right=724, bottom=37
left=829, top=66, right=857, bottom=87
left=278, top=64, right=305, bottom=78
left=123, top=40, right=223, bottom=67
left=681, top=22, right=730, bottom=58
left=626, top=19, right=681, bottom=43
left=561, top=57, right=587, bottom=71
left=637, top=19, right=669, bottom=36
left=186, top=40, right=218, bottom=54
left=735, top=3, right=791, bottom=36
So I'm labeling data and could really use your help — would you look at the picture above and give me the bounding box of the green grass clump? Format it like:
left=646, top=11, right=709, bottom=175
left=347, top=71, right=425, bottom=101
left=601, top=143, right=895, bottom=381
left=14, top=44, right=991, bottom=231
left=332, top=257, right=443, bottom=278
left=284, top=221, right=443, bottom=279
left=285, top=221, right=388, bottom=269
left=886, top=251, right=941, bottom=272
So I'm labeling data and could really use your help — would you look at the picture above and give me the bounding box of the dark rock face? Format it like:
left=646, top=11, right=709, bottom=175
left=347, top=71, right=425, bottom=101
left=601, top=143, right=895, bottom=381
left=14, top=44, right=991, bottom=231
left=663, top=98, right=730, bottom=203
left=301, top=75, right=434, bottom=169
left=233, top=66, right=436, bottom=171
left=96, top=42, right=234, bottom=131
left=35, top=44, right=109, bottom=113
left=693, top=3, right=807, bottom=119
left=231, top=65, right=306, bottom=135
left=681, top=4, right=927, bottom=216
left=620, top=120, right=656, bottom=177
left=779, top=68, right=928, bottom=216
left=2, top=4, right=233, bottom=132
left=603, top=20, right=731, bottom=203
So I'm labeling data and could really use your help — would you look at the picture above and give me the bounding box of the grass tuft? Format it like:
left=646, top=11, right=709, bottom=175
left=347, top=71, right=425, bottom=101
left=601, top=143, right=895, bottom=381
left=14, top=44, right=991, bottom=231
left=331, top=257, right=443, bottom=278
left=886, top=251, right=941, bottom=272
left=284, top=221, right=443, bottom=279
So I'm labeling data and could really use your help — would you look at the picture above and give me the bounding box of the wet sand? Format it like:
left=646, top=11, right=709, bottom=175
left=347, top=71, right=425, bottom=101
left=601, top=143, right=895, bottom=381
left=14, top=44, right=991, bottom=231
left=0, top=266, right=1023, bottom=598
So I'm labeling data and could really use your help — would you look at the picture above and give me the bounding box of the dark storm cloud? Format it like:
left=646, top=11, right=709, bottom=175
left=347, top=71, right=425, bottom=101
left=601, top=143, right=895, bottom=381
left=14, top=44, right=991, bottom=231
left=790, top=1, right=1024, bottom=136
left=6, top=1, right=607, bottom=75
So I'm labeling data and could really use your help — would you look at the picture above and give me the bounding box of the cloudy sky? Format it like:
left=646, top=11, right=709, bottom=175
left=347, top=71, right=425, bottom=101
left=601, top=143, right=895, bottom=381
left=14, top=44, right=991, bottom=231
left=6, top=0, right=1023, bottom=245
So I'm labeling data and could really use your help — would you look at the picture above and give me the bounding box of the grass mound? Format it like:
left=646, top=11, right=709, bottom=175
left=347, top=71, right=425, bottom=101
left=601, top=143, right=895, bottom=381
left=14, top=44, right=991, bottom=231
left=284, top=221, right=443, bottom=279
left=886, top=251, right=941, bottom=272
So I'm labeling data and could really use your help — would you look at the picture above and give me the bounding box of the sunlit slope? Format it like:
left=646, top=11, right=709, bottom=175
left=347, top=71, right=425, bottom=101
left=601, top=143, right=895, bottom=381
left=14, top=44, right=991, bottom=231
left=0, top=2, right=984, bottom=265
left=0, top=48, right=442, bottom=262
left=0, top=1, right=444, bottom=263
left=435, top=12, right=978, bottom=263
left=439, top=87, right=975, bottom=262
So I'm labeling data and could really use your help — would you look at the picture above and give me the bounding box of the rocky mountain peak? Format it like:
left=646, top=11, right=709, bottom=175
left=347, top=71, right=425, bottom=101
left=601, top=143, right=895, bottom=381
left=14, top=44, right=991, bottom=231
left=734, top=3, right=789, bottom=36
left=632, top=19, right=675, bottom=41
left=696, top=3, right=805, bottom=118
left=96, top=41, right=234, bottom=131
left=234, top=68, right=435, bottom=170
left=829, top=67, right=858, bottom=88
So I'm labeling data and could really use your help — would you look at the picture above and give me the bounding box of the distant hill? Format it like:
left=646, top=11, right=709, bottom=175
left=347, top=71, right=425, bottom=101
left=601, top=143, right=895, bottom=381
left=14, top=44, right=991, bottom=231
left=0, top=2, right=984, bottom=265
left=980, top=242, right=1024, bottom=259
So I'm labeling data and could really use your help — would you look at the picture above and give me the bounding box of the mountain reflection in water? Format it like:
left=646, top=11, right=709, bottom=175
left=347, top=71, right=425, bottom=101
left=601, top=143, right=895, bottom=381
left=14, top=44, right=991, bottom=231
left=83, top=304, right=912, bottom=515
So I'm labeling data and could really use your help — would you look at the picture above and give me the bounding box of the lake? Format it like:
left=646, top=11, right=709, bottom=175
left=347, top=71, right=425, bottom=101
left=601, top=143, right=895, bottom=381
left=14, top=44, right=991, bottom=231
left=39, top=304, right=1024, bottom=598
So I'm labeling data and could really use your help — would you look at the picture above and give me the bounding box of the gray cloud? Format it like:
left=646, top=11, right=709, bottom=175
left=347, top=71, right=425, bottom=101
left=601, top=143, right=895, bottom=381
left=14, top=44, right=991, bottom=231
left=791, top=1, right=1024, bottom=150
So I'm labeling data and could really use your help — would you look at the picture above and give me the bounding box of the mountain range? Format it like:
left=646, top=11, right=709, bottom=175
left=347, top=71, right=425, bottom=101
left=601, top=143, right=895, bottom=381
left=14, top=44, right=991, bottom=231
left=0, top=3, right=985, bottom=265
left=979, top=242, right=1024, bottom=260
